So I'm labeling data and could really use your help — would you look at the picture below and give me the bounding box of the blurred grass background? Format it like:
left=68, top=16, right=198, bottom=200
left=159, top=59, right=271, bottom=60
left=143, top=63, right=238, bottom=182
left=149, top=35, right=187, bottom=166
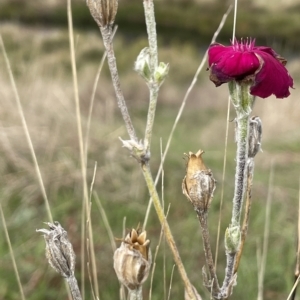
left=0, top=0, right=300, bottom=299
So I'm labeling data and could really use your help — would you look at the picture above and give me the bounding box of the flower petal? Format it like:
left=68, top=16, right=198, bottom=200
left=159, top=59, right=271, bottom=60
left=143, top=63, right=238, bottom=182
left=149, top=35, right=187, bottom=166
left=250, top=50, right=294, bottom=98
left=208, top=43, right=260, bottom=85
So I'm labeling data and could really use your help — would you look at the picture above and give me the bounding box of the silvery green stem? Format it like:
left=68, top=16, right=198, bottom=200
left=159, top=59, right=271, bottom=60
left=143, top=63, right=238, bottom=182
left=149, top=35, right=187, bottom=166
left=67, top=276, right=82, bottom=300
left=144, top=84, right=159, bottom=151
left=221, top=252, right=236, bottom=297
left=128, top=287, right=143, bottom=300
left=100, top=25, right=137, bottom=142
left=143, top=0, right=158, bottom=73
left=143, top=0, right=159, bottom=153
left=228, top=81, right=255, bottom=226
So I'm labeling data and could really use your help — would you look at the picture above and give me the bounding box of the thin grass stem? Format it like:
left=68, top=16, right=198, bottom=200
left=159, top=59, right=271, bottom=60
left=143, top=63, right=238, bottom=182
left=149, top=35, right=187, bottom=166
left=67, top=2, right=96, bottom=298
left=215, top=96, right=231, bottom=268
left=167, top=265, right=176, bottom=300
left=257, top=163, right=274, bottom=300
left=0, top=35, right=53, bottom=223
left=149, top=223, right=166, bottom=300
left=0, top=204, right=26, bottom=300
left=290, top=178, right=300, bottom=300
left=86, top=162, right=99, bottom=299
left=94, top=192, right=117, bottom=252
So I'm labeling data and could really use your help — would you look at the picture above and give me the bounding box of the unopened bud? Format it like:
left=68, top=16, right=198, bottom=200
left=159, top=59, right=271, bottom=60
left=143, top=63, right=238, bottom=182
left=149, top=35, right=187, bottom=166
left=154, top=62, right=169, bottom=86
left=86, top=0, right=118, bottom=27
left=182, top=150, right=216, bottom=213
left=37, top=222, right=76, bottom=278
left=225, top=226, right=241, bottom=254
left=248, top=116, right=262, bottom=158
left=134, top=48, right=151, bottom=82
left=114, top=228, right=151, bottom=290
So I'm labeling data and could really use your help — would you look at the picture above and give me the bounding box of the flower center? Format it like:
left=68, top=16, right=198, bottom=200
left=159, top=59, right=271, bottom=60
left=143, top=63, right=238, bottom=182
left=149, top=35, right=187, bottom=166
left=232, top=38, right=255, bottom=52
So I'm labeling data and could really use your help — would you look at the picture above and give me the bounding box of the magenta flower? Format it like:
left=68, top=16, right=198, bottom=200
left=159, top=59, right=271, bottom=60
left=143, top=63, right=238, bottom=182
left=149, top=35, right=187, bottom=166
left=208, top=39, right=294, bottom=98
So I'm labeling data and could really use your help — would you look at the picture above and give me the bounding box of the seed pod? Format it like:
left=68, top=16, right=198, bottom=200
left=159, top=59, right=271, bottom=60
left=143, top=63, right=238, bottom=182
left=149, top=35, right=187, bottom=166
left=248, top=116, right=262, bottom=158
left=86, top=0, right=118, bottom=28
left=182, top=150, right=216, bottom=213
left=37, top=222, right=76, bottom=278
left=114, top=229, right=151, bottom=290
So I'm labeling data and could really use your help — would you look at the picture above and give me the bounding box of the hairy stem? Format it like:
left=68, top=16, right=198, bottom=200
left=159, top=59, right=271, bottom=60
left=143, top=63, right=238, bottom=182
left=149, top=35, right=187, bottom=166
left=142, top=163, right=196, bottom=300
left=100, top=26, right=137, bottom=142
left=67, top=276, right=83, bottom=300
left=228, top=82, right=254, bottom=226
left=197, top=212, right=220, bottom=295
left=144, top=84, right=159, bottom=152
left=128, top=287, right=143, bottom=300
left=143, top=0, right=158, bottom=73
left=143, top=0, right=159, bottom=153
left=234, top=159, right=254, bottom=273
left=221, top=252, right=236, bottom=296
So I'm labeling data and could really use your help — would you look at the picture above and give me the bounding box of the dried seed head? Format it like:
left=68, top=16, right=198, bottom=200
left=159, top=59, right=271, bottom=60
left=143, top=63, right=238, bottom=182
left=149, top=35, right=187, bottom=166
left=182, top=150, right=216, bottom=213
left=86, top=0, right=118, bottom=28
left=248, top=116, right=262, bottom=158
left=36, top=222, right=75, bottom=278
left=113, top=228, right=151, bottom=290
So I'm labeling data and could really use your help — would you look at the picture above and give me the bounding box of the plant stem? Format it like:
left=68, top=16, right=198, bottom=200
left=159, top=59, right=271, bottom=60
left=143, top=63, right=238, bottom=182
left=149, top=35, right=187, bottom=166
left=228, top=81, right=254, bottom=226
left=142, top=163, right=196, bottom=300
left=221, top=252, right=236, bottom=296
left=143, top=0, right=158, bottom=73
left=143, top=0, right=159, bottom=153
left=197, top=212, right=220, bottom=295
left=67, top=276, right=83, bottom=300
left=234, top=160, right=254, bottom=273
left=100, top=26, right=137, bottom=142
left=128, top=287, right=143, bottom=300
left=144, top=84, right=159, bottom=152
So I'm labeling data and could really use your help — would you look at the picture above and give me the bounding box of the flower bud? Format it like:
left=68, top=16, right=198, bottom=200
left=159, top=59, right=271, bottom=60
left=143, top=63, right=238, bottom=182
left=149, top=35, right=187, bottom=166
left=114, top=228, right=151, bottom=290
left=248, top=116, right=262, bottom=158
left=225, top=226, right=241, bottom=254
left=86, top=0, right=118, bottom=28
left=37, top=222, right=76, bottom=278
left=182, top=150, right=216, bottom=213
left=154, top=62, right=169, bottom=86
left=134, top=48, right=151, bottom=82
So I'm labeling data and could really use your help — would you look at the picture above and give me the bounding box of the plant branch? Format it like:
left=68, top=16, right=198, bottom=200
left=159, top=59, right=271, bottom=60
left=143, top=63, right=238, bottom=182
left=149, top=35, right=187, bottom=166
left=100, top=25, right=137, bottom=142
left=197, top=212, right=220, bottom=296
left=128, top=287, right=143, bottom=300
left=142, top=163, right=196, bottom=300
left=67, top=276, right=83, bottom=300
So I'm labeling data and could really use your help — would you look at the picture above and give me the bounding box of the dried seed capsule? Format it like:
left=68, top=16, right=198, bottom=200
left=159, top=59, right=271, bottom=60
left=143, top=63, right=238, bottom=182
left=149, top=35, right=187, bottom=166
left=86, top=0, right=118, bottom=28
left=37, top=222, right=76, bottom=278
left=182, top=150, right=216, bottom=213
left=114, top=229, right=151, bottom=290
left=248, top=116, right=262, bottom=158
